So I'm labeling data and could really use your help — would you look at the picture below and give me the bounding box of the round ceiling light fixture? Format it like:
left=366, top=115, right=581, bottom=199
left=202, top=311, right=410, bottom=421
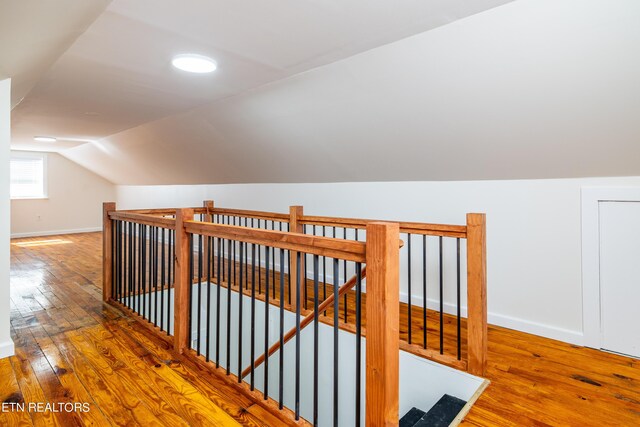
left=34, top=136, right=57, bottom=142
left=171, top=54, right=217, bottom=73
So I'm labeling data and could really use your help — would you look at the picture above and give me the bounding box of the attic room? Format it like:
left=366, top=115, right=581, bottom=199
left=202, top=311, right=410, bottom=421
left=1, top=0, right=639, bottom=425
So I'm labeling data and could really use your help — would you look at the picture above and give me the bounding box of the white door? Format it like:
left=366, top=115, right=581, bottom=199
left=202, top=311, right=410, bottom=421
left=599, top=201, right=640, bottom=358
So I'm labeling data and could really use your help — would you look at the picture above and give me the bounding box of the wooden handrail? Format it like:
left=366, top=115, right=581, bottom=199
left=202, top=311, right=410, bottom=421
left=239, top=267, right=367, bottom=379
left=120, top=208, right=177, bottom=215
left=300, top=215, right=467, bottom=238
left=110, top=205, right=467, bottom=237
left=109, top=211, right=176, bottom=229
left=195, top=207, right=290, bottom=222
left=183, top=220, right=367, bottom=263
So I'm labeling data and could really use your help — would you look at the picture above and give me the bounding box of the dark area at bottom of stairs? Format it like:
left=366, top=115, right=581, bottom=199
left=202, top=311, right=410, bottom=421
left=400, top=394, right=467, bottom=427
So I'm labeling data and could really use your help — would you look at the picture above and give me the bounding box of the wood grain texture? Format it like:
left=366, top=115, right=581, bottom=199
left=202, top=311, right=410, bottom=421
left=300, top=215, right=467, bottom=237
left=174, top=208, right=194, bottom=354
left=109, top=211, right=176, bottom=229
left=102, top=202, right=115, bottom=302
left=5, top=232, right=289, bottom=426
left=184, top=220, right=367, bottom=262
left=289, top=205, right=304, bottom=319
left=5, top=232, right=640, bottom=426
left=466, top=213, right=487, bottom=376
left=365, top=222, right=400, bottom=427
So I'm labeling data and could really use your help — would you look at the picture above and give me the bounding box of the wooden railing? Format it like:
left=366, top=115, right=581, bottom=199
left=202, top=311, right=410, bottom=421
left=102, top=201, right=487, bottom=426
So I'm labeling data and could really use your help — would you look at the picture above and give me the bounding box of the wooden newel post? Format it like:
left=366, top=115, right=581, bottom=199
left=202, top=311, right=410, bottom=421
left=289, top=205, right=304, bottom=307
left=174, top=208, right=194, bottom=354
left=203, top=200, right=214, bottom=221
left=466, top=213, right=487, bottom=376
left=365, top=222, right=400, bottom=426
left=102, top=202, right=116, bottom=302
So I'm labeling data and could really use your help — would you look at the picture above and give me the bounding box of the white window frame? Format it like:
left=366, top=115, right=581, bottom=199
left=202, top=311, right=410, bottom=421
left=10, top=152, right=48, bottom=200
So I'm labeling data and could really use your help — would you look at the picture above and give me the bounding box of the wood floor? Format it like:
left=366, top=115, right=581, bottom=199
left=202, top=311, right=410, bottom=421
left=3, top=232, right=640, bottom=426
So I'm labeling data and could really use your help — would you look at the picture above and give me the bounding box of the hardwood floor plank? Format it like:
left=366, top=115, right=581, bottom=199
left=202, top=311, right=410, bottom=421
left=81, top=326, right=240, bottom=427
left=0, top=357, right=34, bottom=427
left=4, top=231, right=640, bottom=426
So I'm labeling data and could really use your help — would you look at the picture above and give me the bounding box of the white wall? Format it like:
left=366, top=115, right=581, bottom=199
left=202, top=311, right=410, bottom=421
left=11, top=151, right=115, bottom=237
left=117, top=177, right=640, bottom=345
left=0, top=79, right=14, bottom=358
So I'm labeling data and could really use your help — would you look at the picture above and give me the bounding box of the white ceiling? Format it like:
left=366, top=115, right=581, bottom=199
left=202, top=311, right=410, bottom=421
left=7, top=0, right=640, bottom=185
left=9, top=0, right=510, bottom=152
left=0, top=0, right=111, bottom=110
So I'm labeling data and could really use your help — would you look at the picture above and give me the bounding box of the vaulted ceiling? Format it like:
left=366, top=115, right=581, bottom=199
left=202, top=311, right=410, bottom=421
left=4, top=0, right=640, bottom=184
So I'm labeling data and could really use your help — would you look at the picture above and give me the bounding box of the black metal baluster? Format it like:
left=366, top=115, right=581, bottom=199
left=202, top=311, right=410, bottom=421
left=355, top=262, right=362, bottom=427
left=439, top=236, right=444, bottom=355
left=153, top=227, right=164, bottom=330
left=222, top=216, right=226, bottom=283
left=408, top=233, right=412, bottom=345
left=154, top=226, right=159, bottom=323
left=129, top=222, right=133, bottom=308
left=188, top=234, right=194, bottom=348
left=264, top=246, right=270, bottom=399
left=117, top=221, right=121, bottom=302
left=148, top=225, right=153, bottom=320
left=457, top=238, right=461, bottom=360
left=238, top=241, right=244, bottom=382
left=304, top=225, right=308, bottom=311
left=343, top=228, right=347, bottom=323
left=245, top=218, right=249, bottom=290
left=313, top=255, right=319, bottom=427
left=258, top=219, right=262, bottom=294
left=227, top=238, right=232, bottom=375
left=206, top=236, right=212, bottom=362
left=160, top=228, right=165, bottom=332
left=216, top=236, right=222, bottom=367
left=322, top=226, right=327, bottom=316
left=145, top=226, right=149, bottom=321
left=152, top=226, right=157, bottom=320
left=137, top=223, right=142, bottom=316
left=233, top=217, right=236, bottom=290
left=168, top=230, right=173, bottom=334
left=333, top=257, right=339, bottom=426
left=142, top=225, right=147, bottom=319
left=278, top=248, right=285, bottom=409
left=250, top=243, right=256, bottom=390
left=295, top=252, right=301, bottom=420
left=197, top=234, right=203, bottom=356
left=271, top=221, right=276, bottom=299
left=423, top=235, right=427, bottom=349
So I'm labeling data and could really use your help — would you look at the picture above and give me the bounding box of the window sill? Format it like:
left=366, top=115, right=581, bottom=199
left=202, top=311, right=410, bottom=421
left=11, top=197, right=49, bottom=201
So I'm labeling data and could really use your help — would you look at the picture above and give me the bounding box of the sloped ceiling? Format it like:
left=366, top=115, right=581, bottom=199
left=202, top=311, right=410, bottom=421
left=10, top=0, right=511, bottom=153
left=9, top=0, right=640, bottom=184
left=0, top=0, right=111, bottom=109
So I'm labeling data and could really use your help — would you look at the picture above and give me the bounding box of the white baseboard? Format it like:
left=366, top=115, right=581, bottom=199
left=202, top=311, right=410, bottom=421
left=0, top=339, right=15, bottom=359
left=400, top=292, right=584, bottom=346
left=11, top=227, right=101, bottom=239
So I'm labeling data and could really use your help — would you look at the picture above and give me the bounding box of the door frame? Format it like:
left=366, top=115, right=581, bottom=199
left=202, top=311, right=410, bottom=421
left=581, top=187, right=640, bottom=348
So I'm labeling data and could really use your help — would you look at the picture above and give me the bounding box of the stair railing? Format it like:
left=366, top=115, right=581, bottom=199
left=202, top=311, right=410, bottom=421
left=102, top=200, right=486, bottom=425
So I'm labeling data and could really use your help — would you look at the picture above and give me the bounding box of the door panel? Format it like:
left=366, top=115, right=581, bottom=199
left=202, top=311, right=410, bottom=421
left=599, top=201, right=640, bottom=358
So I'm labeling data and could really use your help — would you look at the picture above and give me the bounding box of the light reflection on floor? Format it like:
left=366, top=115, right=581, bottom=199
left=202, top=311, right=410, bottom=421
left=12, top=239, right=73, bottom=248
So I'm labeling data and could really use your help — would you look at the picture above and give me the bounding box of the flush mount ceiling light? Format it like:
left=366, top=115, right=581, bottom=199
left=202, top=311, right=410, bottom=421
left=34, top=136, right=57, bottom=142
left=171, top=54, right=217, bottom=73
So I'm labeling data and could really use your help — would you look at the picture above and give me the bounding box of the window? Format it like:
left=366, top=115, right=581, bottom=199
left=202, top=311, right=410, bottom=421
left=10, top=153, right=47, bottom=199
